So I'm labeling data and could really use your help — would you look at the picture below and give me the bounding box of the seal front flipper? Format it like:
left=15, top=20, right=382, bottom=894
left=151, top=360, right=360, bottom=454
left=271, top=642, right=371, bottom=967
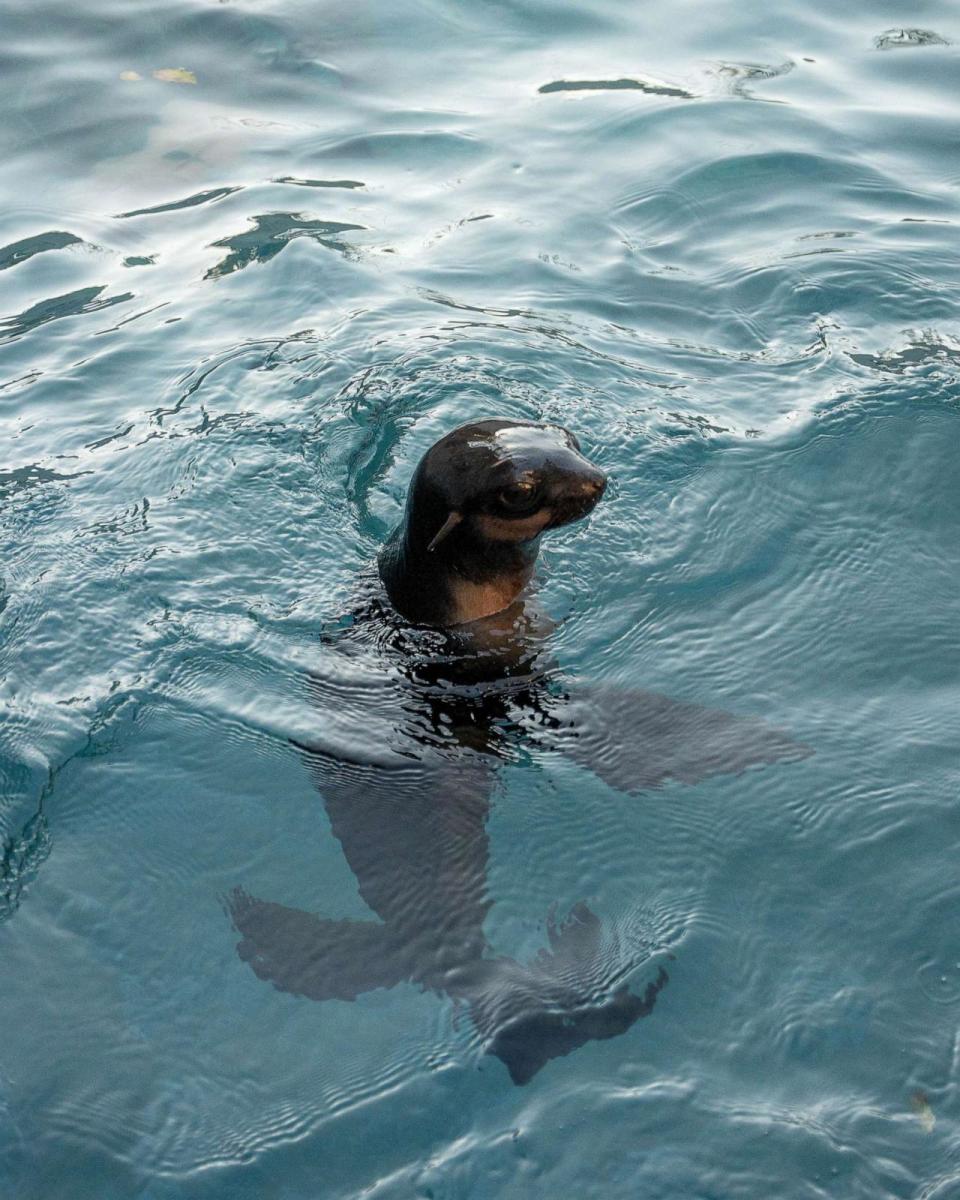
left=228, top=746, right=497, bottom=1004
left=228, top=888, right=413, bottom=1001
left=539, top=681, right=811, bottom=793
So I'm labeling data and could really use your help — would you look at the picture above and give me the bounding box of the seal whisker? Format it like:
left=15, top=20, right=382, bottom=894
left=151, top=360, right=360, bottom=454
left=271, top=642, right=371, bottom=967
left=426, top=509, right=463, bottom=553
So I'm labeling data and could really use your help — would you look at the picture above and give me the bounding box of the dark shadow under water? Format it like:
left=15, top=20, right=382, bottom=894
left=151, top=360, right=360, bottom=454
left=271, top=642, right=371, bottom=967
left=229, top=591, right=808, bottom=1085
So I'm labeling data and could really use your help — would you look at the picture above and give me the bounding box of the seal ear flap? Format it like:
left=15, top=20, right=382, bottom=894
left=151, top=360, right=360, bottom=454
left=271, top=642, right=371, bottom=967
left=426, top=510, right=463, bottom=553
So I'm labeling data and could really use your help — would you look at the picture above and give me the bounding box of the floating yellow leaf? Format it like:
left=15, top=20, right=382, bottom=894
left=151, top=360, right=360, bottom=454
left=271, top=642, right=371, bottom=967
left=119, top=70, right=142, bottom=82
left=152, top=68, right=197, bottom=85
left=910, top=1089, right=936, bottom=1133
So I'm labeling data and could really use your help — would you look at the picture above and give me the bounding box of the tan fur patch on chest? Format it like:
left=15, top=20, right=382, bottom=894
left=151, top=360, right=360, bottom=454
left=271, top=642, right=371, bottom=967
left=447, top=574, right=527, bottom=624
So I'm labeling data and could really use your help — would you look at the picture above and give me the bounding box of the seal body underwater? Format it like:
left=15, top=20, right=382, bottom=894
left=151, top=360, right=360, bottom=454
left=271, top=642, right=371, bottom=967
left=229, top=418, right=810, bottom=1085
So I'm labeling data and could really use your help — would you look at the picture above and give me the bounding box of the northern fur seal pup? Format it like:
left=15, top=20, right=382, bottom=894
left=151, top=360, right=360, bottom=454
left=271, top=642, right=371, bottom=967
left=230, top=418, right=809, bottom=1085
left=377, top=419, right=607, bottom=626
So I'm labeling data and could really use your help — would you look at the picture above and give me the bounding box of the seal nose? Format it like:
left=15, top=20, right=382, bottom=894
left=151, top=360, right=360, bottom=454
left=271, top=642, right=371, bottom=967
left=554, top=467, right=607, bottom=526
left=574, top=468, right=607, bottom=507
left=582, top=470, right=607, bottom=499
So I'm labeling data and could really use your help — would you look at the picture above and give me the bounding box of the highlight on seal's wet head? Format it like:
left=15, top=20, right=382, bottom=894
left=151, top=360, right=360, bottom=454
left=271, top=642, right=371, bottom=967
left=464, top=422, right=607, bottom=544
left=412, top=419, right=607, bottom=550
left=377, top=419, right=607, bottom=626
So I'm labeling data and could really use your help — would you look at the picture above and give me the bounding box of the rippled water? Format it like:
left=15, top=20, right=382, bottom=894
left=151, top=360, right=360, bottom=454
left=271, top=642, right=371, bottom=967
left=2, top=0, right=960, bottom=1195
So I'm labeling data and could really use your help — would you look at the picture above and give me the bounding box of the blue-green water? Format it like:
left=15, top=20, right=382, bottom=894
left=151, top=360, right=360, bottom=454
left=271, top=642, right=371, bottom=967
left=2, top=0, right=960, bottom=1194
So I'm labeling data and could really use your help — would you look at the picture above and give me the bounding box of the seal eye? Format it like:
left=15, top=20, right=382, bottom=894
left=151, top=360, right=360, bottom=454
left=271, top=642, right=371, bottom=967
left=496, top=481, right=539, bottom=514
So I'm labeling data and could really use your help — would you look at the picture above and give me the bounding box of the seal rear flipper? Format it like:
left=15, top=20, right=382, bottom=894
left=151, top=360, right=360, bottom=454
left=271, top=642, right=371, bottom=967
left=468, top=904, right=669, bottom=1085
left=482, top=972, right=667, bottom=1085
left=545, top=681, right=811, bottom=793
left=227, top=888, right=411, bottom=1001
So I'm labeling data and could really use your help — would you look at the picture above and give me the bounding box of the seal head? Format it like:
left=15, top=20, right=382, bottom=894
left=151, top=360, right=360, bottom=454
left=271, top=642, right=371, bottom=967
left=378, top=419, right=607, bottom=626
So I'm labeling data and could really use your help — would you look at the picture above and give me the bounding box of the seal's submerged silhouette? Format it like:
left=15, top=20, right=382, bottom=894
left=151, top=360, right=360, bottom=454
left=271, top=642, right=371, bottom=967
left=229, top=419, right=808, bottom=1084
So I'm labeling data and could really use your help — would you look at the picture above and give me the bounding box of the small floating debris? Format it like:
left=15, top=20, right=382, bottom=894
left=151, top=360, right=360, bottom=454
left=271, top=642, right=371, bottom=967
left=910, top=1089, right=936, bottom=1133
left=119, top=70, right=142, bottom=82
left=152, top=67, right=197, bottom=85
left=538, top=77, right=693, bottom=98
left=873, top=28, right=949, bottom=49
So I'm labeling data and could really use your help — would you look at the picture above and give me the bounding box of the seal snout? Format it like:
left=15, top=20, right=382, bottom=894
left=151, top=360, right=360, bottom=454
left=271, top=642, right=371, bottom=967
left=546, top=461, right=607, bottom=528
left=578, top=470, right=608, bottom=502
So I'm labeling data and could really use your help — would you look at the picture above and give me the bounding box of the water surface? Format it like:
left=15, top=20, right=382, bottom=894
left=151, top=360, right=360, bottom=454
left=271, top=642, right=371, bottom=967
left=1, top=0, right=959, bottom=1196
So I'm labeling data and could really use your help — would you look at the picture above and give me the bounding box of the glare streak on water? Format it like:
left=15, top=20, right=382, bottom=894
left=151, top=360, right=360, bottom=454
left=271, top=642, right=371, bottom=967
left=1, top=0, right=959, bottom=1196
